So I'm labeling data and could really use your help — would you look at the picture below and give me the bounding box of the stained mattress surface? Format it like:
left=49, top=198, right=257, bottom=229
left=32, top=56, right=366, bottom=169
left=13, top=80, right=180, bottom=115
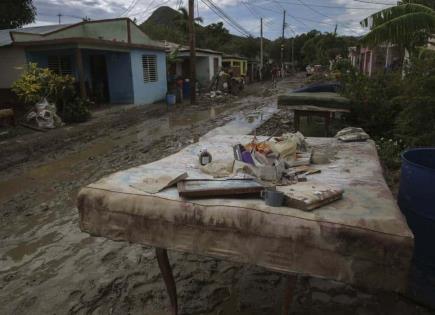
left=78, top=135, right=413, bottom=292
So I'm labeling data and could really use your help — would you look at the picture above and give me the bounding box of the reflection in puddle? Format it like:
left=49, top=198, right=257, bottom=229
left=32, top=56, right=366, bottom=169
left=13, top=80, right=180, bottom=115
left=4, top=231, right=61, bottom=263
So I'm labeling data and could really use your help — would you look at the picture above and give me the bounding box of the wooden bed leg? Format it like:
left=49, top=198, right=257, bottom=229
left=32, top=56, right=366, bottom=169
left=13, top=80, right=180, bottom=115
left=282, top=274, right=297, bottom=315
left=156, top=248, right=178, bottom=315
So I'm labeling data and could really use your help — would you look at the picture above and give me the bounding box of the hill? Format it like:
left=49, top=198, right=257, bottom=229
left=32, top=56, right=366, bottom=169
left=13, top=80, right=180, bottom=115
left=139, top=6, right=264, bottom=59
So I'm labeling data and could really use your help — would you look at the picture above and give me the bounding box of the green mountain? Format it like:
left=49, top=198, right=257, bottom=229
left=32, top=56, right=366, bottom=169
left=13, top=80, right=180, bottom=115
left=139, top=6, right=264, bottom=59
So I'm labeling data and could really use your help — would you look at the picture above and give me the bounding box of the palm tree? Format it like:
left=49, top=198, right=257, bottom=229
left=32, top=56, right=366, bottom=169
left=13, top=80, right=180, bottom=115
left=175, top=7, right=203, bottom=34
left=361, top=1, right=435, bottom=51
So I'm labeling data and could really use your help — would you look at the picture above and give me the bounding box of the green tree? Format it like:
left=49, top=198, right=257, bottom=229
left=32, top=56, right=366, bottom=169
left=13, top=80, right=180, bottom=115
left=361, top=1, right=435, bottom=51
left=0, top=0, right=36, bottom=29
left=198, top=22, right=231, bottom=50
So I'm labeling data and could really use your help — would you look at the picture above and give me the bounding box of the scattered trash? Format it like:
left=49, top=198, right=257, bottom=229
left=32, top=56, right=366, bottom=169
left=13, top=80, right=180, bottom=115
left=200, top=160, right=234, bottom=178
left=261, top=189, right=285, bottom=207
left=131, top=171, right=188, bottom=194
left=199, top=149, right=212, bottom=166
left=26, top=98, right=64, bottom=129
left=177, top=178, right=263, bottom=198
left=277, top=183, right=343, bottom=211
left=335, top=127, right=369, bottom=142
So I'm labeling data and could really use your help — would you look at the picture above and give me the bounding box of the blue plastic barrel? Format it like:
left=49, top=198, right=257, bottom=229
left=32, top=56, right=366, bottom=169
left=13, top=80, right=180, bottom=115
left=398, top=148, right=435, bottom=309
left=166, top=94, right=176, bottom=106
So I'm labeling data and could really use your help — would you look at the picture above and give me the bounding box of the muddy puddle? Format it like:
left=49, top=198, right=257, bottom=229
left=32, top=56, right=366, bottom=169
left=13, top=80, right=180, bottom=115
left=0, top=104, right=267, bottom=204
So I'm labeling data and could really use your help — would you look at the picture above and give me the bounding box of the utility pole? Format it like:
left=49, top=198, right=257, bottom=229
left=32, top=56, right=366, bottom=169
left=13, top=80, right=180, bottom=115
left=291, top=37, right=295, bottom=72
left=58, top=13, right=62, bottom=24
left=281, top=10, right=286, bottom=77
left=188, top=0, right=196, bottom=104
left=260, top=17, right=263, bottom=81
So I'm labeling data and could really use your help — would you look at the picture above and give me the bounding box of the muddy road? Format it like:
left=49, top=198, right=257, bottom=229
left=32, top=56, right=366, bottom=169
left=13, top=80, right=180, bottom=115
left=0, top=76, right=431, bottom=315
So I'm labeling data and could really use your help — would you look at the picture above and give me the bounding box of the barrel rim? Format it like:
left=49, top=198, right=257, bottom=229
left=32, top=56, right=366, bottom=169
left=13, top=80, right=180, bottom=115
left=401, top=148, right=435, bottom=172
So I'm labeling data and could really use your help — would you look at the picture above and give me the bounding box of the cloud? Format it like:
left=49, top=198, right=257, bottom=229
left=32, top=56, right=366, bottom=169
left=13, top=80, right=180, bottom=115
left=31, top=0, right=393, bottom=38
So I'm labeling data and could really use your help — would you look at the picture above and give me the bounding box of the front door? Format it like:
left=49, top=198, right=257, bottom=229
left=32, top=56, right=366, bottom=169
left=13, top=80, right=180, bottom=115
left=89, top=54, right=110, bottom=103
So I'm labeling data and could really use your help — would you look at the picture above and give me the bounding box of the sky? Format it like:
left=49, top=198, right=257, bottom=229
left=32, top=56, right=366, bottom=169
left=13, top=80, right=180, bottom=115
left=31, top=0, right=399, bottom=39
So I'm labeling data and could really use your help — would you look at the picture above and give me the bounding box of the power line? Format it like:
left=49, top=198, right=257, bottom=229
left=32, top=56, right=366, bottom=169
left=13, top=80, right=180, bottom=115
left=120, top=0, right=141, bottom=16
left=271, top=0, right=389, bottom=10
left=248, top=2, right=355, bottom=31
left=296, top=0, right=332, bottom=19
left=351, top=0, right=395, bottom=4
left=201, top=0, right=251, bottom=36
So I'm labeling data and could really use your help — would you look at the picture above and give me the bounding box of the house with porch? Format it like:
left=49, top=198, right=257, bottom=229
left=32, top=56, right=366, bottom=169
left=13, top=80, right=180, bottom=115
left=222, top=55, right=248, bottom=78
left=349, top=44, right=402, bottom=76
left=0, top=18, right=167, bottom=105
left=164, top=41, right=222, bottom=87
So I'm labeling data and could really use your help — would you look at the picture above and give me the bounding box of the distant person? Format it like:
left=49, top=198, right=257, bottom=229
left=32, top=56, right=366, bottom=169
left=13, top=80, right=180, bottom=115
left=175, top=76, right=184, bottom=103
left=271, top=66, right=278, bottom=89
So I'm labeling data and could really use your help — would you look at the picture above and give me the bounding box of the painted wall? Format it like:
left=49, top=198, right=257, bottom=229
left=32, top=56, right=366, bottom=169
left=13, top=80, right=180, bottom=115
left=0, top=47, right=27, bottom=88
left=130, top=49, right=167, bottom=105
left=27, top=48, right=134, bottom=104
left=208, top=55, right=222, bottom=80
left=196, top=56, right=210, bottom=84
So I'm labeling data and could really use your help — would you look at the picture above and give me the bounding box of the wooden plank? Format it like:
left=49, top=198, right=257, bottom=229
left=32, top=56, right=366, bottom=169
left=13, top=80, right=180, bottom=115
left=177, top=179, right=263, bottom=198
left=277, top=182, right=343, bottom=211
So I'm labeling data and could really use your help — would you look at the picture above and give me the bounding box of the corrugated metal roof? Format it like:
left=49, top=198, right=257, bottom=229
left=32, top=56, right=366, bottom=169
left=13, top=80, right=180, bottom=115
left=0, top=24, right=71, bottom=47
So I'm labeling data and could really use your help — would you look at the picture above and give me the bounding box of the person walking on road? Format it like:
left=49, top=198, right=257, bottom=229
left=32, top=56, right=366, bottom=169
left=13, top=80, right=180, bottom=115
left=271, top=65, right=278, bottom=89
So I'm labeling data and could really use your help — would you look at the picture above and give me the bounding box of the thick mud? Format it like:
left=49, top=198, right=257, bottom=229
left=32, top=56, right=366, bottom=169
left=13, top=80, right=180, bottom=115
left=0, top=76, right=432, bottom=315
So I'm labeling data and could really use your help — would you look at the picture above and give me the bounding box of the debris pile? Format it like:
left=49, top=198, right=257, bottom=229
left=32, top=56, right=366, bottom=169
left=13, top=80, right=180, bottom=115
left=26, top=98, right=64, bottom=129
left=335, top=127, right=370, bottom=142
left=135, top=132, right=344, bottom=211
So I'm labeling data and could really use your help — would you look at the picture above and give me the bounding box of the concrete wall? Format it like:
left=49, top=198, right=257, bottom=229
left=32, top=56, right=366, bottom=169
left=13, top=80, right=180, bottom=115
left=130, top=49, right=167, bottom=105
left=0, top=47, right=27, bottom=88
left=196, top=56, right=210, bottom=84
left=208, top=55, right=222, bottom=80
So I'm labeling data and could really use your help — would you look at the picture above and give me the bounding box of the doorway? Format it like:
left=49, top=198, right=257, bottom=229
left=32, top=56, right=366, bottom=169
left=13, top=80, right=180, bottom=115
left=89, top=54, right=110, bottom=103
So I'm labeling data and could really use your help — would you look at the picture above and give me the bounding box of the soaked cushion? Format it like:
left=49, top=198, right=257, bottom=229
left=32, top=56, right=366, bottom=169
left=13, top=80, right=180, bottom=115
left=78, top=135, right=412, bottom=292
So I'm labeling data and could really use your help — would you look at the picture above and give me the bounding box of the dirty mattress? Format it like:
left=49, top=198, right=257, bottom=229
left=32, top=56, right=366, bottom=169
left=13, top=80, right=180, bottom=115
left=78, top=135, right=413, bottom=292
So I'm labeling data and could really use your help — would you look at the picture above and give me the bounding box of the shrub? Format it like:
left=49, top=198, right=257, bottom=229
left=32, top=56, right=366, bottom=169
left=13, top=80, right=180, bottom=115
left=12, top=63, right=75, bottom=105
left=12, top=63, right=91, bottom=124
left=340, top=69, right=403, bottom=139
left=62, top=97, right=92, bottom=123
left=376, top=137, right=407, bottom=169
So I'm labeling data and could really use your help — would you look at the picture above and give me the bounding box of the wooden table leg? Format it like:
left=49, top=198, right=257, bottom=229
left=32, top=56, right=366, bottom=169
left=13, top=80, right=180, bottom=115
left=294, top=110, right=300, bottom=131
left=282, top=274, right=297, bottom=315
left=324, top=112, right=331, bottom=137
left=156, top=248, right=178, bottom=315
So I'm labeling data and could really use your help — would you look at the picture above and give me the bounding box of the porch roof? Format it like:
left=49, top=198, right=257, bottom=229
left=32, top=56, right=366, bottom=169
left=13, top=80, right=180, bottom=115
left=12, top=37, right=166, bottom=52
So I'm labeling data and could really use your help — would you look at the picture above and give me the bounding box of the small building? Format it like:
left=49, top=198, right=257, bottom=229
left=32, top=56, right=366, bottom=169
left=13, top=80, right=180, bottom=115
left=0, top=18, right=167, bottom=105
left=247, top=59, right=260, bottom=83
left=222, top=55, right=248, bottom=78
left=165, top=42, right=222, bottom=87
left=349, top=44, right=402, bottom=76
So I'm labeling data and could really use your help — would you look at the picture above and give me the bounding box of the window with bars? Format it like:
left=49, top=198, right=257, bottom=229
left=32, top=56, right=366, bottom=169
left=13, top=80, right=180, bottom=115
left=47, top=55, right=73, bottom=75
left=142, top=55, right=158, bottom=83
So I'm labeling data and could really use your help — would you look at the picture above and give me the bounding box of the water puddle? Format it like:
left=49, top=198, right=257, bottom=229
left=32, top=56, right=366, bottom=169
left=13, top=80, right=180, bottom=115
left=201, top=103, right=278, bottom=140
left=0, top=103, right=276, bottom=205
left=1, top=231, right=61, bottom=268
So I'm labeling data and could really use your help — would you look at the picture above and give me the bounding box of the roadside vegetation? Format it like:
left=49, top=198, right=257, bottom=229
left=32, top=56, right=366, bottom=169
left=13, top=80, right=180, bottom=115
left=335, top=57, right=433, bottom=190
left=12, top=63, right=91, bottom=123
